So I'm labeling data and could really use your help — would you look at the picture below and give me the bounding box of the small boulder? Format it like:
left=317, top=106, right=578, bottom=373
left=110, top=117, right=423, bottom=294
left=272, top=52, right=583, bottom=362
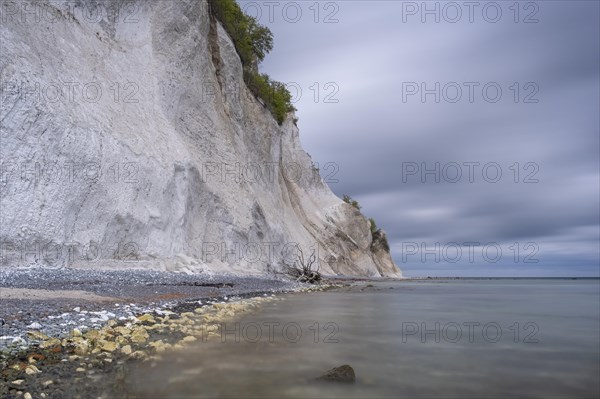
left=74, top=340, right=90, bottom=355
left=317, top=365, right=356, bottom=383
left=25, top=365, right=41, bottom=375
left=130, top=328, right=149, bottom=343
left=40, top=338, right=61, bottom=349
left=27, top=331, right=49, bottom=341
left=121, top=345, right=132, bottom=355
left=85, top=330, right=101, bottom=340
left=99, top=340, right=117, bottom=352
left=137, top=314, right=156, bottom=324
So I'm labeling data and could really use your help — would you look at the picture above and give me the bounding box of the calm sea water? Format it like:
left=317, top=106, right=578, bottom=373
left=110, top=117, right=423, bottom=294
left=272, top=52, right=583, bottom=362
left=124, top=279, right=600, bottom=398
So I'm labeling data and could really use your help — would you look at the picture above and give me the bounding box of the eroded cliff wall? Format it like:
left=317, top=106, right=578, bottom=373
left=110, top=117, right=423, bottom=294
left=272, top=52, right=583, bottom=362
left=0, top=0, right=401, bottom=277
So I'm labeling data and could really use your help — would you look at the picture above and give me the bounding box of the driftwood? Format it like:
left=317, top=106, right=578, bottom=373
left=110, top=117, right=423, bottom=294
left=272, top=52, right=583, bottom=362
left=278, top=245, right=322, bottom=284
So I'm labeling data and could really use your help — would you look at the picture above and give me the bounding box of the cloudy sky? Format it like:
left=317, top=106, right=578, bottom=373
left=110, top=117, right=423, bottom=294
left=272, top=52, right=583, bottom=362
left=242, top=0, right=599, bottom=277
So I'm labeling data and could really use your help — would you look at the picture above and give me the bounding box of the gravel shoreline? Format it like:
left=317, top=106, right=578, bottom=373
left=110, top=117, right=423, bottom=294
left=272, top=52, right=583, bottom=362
left=0, top=267, right=302, bottom=347
left=1, top=267, right=341, bottom=398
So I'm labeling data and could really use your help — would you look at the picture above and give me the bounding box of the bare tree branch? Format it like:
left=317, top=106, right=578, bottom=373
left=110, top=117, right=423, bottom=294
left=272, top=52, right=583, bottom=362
left=277, top=244, right=321, bottom=284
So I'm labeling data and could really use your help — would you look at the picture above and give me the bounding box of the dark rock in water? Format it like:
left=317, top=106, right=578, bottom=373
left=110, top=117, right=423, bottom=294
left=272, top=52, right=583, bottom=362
left=317, top=365, right=356, bottom=383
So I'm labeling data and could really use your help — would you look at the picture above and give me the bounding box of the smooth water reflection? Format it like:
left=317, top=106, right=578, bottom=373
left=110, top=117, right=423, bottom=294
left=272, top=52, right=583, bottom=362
left=124, top=280, right=600, bottom=398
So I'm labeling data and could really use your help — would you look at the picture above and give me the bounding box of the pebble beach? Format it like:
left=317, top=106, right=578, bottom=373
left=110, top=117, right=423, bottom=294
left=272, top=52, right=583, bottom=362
left=0, top=267, right=337, bottom=398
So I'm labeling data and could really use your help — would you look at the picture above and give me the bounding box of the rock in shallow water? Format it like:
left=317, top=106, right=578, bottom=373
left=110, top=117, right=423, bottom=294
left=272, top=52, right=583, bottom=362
left=317, top=365, right=356, bottom=383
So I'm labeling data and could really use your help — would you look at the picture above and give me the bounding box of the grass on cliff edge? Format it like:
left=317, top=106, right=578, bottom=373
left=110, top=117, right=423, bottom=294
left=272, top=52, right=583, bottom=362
left=209, top=0, right=296, bottom=125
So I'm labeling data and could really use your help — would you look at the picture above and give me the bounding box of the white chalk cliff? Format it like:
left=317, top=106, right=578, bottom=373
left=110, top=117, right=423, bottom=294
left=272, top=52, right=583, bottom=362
left=0, top=0, right=401, bottom=277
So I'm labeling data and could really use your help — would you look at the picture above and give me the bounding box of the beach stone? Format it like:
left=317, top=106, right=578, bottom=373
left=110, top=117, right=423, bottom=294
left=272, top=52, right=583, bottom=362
left=27, top=331, right=49, bottom=341
left=130, top=328, right=149, bottom=343
left=114, top=326, right=131, bottom=336
left=149, top=340, right=165, bottom=349
left=40, top=338, right=61, bottom=349
left=129, top=351, right=146, bottom=360
left=85, top=330, right=101, bottom=341
left=74, top=341, right=90, bottom=355
left=25, top=365, right=41, bottom=375
left=100, top=341, right=117, bottom=352
left=317, top=365, right=356, bottom=383
left=137, top=314, right=156, bottom=324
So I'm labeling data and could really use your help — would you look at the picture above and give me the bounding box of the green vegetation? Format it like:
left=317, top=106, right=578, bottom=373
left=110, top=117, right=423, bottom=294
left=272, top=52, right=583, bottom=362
left=243, top=71, right=295, bottom=124
left=369, top=218, right=378, bottom=234
left=342, top=195, right=361, bottom=210
left=372, top=228, right=390, bottom=252
left=209, top=0, right=295, bottom=125
left=344, top=195, right=390, bottom=252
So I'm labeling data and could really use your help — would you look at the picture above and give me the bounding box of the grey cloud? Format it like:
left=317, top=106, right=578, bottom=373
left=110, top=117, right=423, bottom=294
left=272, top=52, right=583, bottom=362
left=251, top=0, right=599, bottom=276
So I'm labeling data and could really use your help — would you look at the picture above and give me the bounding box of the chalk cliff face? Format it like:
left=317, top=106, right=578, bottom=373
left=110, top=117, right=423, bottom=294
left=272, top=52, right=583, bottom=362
left=0, top=0, right=401, bottom=277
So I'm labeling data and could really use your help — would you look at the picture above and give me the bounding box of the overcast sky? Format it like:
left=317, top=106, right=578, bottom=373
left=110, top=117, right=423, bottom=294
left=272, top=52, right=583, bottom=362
left=242, top=0, right=599, bottom=277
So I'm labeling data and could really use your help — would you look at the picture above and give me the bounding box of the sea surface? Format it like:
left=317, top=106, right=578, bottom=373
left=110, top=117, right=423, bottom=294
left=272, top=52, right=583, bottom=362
left=124, top=279, right=600, bottom=398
